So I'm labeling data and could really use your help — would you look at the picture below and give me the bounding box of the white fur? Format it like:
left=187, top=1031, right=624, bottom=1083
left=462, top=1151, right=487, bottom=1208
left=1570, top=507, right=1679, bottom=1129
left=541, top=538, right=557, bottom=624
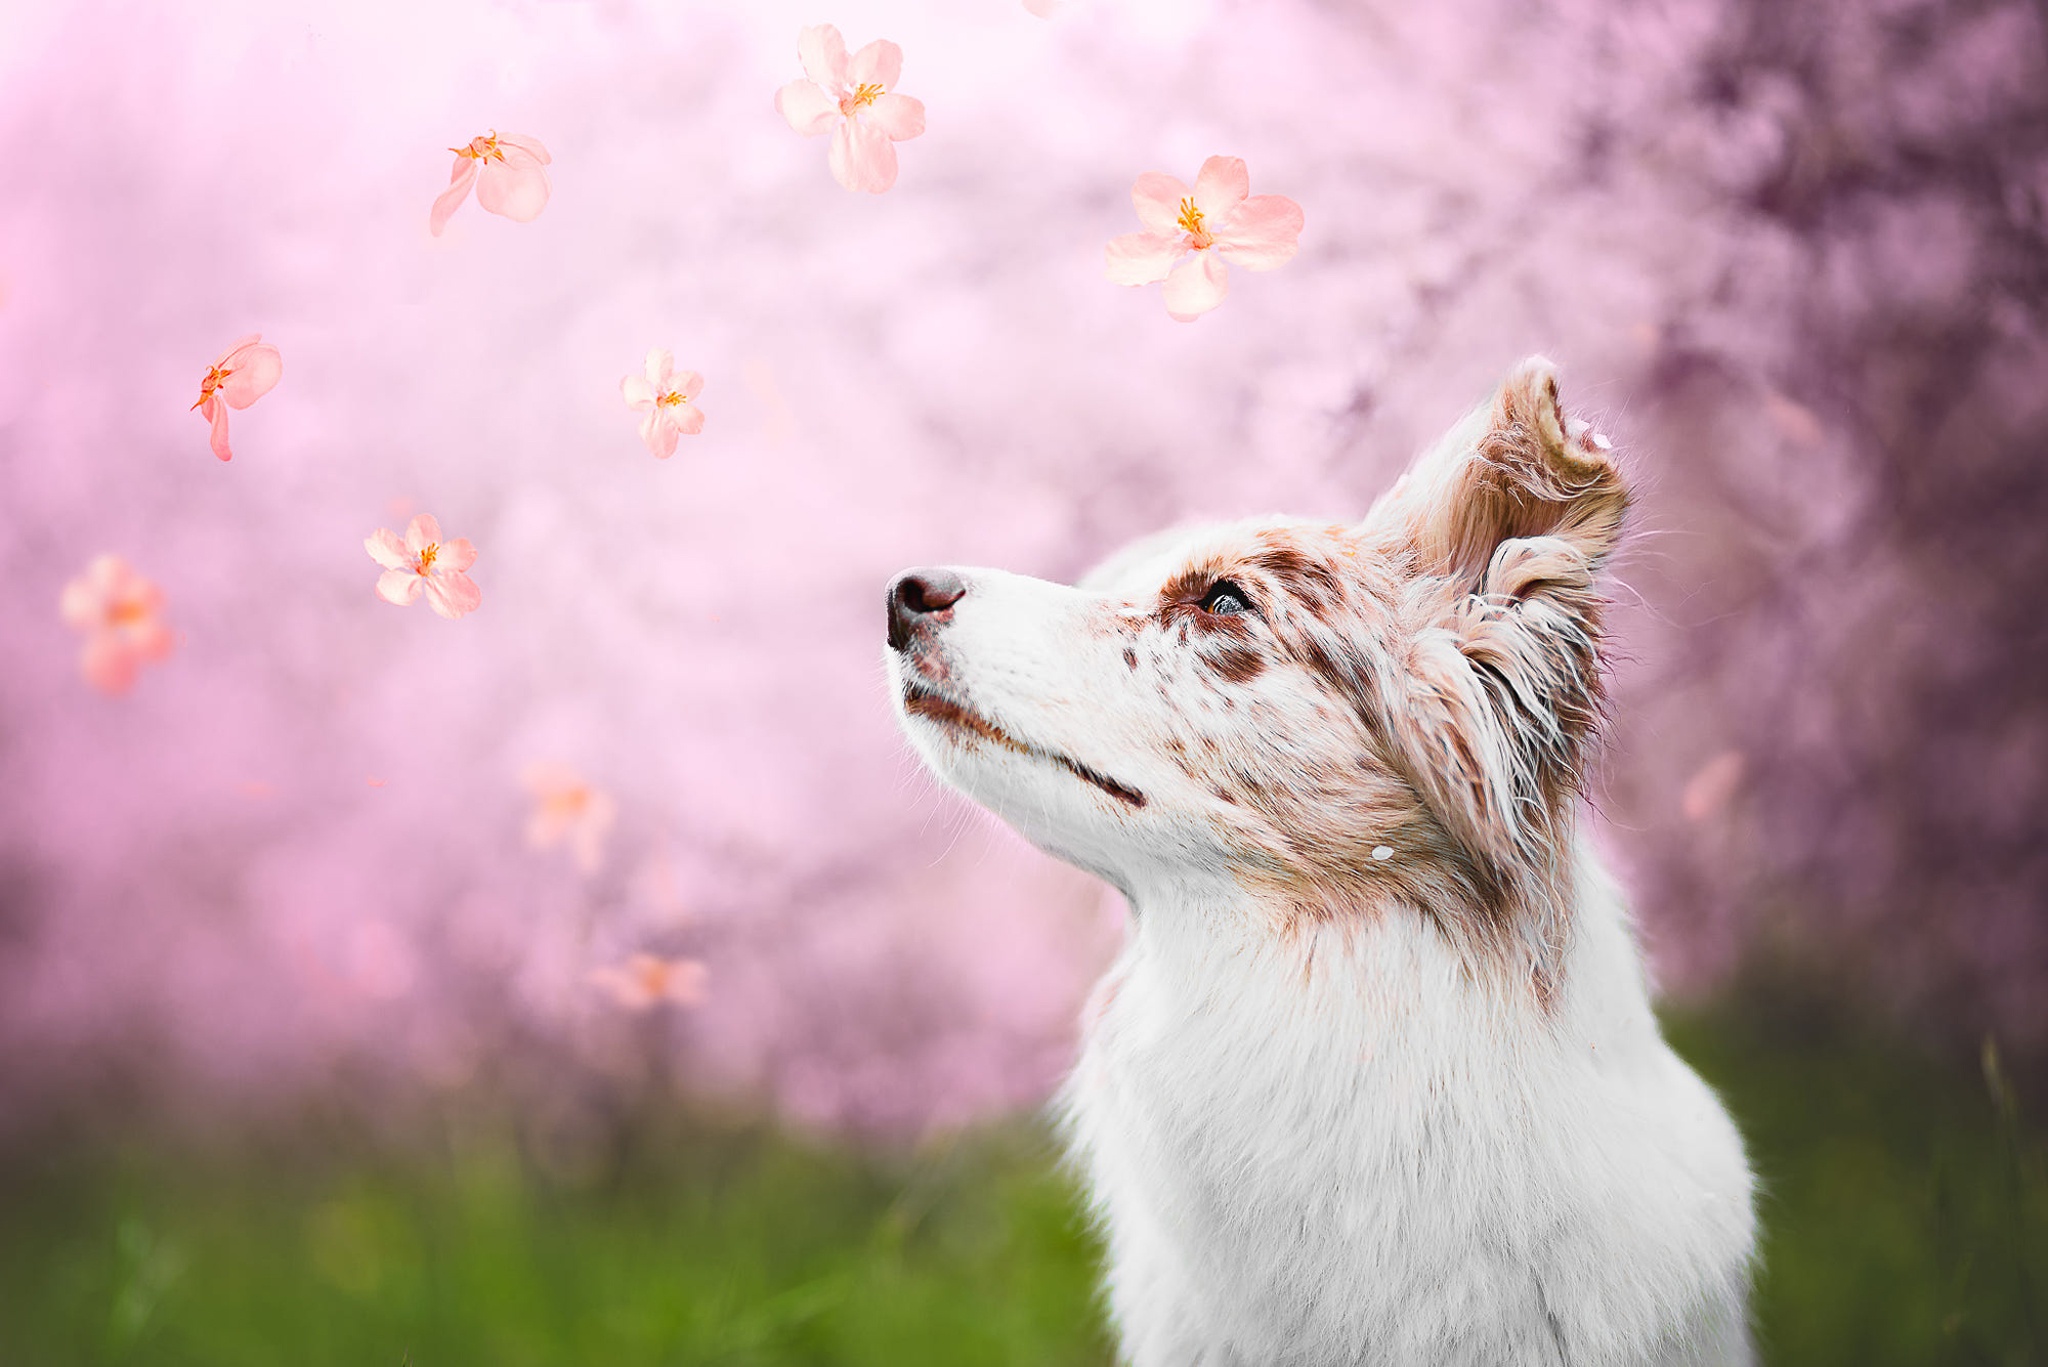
left=887, top=364, right=1756, bottom=1365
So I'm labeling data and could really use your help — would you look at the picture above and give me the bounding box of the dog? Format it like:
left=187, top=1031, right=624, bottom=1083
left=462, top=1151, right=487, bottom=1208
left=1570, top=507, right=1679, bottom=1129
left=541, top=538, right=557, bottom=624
left=885, top=357, right=1756, bottom=1366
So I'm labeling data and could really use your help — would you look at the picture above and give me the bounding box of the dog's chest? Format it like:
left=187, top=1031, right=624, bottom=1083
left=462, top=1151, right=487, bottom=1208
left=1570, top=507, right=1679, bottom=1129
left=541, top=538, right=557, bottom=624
left=1058, top=910, right=1751, bottom=1366
left=1065, top=925, right=1548, bottom=1351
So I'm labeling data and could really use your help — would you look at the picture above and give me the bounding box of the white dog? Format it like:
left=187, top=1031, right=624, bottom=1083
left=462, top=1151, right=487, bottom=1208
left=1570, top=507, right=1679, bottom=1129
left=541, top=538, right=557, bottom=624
left=886, top=357, right=1756, bottom=1366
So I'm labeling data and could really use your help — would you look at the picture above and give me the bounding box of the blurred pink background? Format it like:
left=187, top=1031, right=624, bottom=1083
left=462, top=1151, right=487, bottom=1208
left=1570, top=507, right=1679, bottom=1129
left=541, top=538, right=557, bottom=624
left=1, top=0, right=2042, bottom=1134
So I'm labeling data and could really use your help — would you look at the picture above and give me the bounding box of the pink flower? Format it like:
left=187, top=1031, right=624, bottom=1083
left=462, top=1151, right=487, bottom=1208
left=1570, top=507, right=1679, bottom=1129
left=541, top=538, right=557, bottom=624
left=1105, top=156, right=1305, bottom=321
left=774, top=25, right=926, bottom=193
left=192, top=334, right=282, bottom=461
left=588, top=953, right=708, bottom=1011
left=620, top=349, right=705, bottom=457
left=364, top=514, right=481, bottom=619
left=523, top=763, right=618, bottom=873
left=60, top=555, right=176, bottom=695
left=430, top=130, right=552, bottom=236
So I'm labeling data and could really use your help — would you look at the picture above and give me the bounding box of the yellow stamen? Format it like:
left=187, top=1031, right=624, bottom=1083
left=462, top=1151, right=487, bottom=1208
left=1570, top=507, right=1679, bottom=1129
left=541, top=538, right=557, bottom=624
left=1176, top=197, right=1213, bottom=249
left=452, top=130, right=506, bottom=162
left=659, top=389, right=689, bottom=408
left=851, top=82, right=885, bottom=107
left=417, top=543, right=439, bottom=574
left=192, top=363, right=233, bottom=409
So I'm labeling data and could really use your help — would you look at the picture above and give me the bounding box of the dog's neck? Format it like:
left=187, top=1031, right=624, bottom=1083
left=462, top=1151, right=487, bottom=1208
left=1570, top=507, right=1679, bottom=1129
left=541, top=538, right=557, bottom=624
left=1107, top=835, right=1583, bottom=1017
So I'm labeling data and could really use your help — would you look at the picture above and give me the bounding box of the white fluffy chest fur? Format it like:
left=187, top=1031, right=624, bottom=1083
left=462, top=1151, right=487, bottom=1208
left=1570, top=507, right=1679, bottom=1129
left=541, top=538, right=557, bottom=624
left=1060, top=848, right=1754, bottom=1367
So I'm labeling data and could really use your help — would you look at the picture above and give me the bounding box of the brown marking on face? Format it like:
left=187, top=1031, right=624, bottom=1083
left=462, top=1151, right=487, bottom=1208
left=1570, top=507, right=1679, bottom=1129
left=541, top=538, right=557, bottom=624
left=1245, top=536, right=1347, bottom=615
left=903, top=683, right=1010, bottom=747
left=1207, top=643, right=1266, bottom=684
left=1158, top=560, right=1266, bottom=649
left=1159, top=559, right=1232, bottom=609
left=902, top=683, right=1147, bottom=808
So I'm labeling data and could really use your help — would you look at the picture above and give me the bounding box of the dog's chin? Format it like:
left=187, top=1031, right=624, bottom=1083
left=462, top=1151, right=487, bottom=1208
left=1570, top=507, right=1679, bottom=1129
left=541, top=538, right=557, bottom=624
left=896, top=680, right=1147, bottom=813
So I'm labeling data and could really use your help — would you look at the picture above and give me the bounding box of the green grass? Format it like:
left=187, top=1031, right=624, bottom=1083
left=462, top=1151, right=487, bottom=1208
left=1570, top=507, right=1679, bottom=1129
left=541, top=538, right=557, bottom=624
left=0, top=1112, right=1110, bottom=1367
left=1, top=1001, right=2042, bottom=1366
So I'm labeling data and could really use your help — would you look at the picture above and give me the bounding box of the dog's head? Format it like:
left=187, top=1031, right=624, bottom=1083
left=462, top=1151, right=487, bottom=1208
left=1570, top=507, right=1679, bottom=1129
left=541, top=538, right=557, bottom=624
left=887, top=357, right=1627, bottom=963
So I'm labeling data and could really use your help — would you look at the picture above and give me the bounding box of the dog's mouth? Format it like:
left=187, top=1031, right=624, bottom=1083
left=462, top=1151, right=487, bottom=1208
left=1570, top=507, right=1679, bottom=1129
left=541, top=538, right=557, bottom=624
left=900, top=682, right=1147, bottom=809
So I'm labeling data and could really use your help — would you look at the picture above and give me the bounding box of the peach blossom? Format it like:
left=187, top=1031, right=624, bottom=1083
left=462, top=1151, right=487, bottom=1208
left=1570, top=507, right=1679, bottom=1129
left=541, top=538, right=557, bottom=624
left=1105, top=156, right=1304, bottom=321
left=430, top=130, right=551, bottom=236
left=364, top=513, right=481, bottom=620
left=620, top=349, right=705, bottom=457
left=59, top=555, right=176, bottom=695
left=522, top=763, right=617, bottom=873
left=588, top=953, right=707, bottom=1010
left=775, top=25, right=925, bottom=193
left=191, top=334, right=282, bottom=461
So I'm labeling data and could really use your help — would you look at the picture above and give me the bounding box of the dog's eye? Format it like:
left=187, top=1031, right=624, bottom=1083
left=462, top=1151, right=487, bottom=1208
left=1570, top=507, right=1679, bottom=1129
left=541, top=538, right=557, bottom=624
left=1200, top=581, right=1252, bottom=617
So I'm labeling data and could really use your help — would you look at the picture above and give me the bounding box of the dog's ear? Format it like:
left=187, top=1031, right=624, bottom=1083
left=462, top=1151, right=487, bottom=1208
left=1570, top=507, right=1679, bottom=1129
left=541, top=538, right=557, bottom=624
left=1362, top=357, right=1628, bottom=878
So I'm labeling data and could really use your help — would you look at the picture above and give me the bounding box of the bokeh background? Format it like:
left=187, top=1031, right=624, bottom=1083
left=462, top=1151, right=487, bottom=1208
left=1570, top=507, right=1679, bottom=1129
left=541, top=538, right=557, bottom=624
left=1, top=0, right=2044, bottom=1363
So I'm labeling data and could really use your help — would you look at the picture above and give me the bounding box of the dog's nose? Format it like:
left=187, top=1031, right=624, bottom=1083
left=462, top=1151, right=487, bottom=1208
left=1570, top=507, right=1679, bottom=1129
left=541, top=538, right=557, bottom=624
left=887, top=569, right=967, bottom=652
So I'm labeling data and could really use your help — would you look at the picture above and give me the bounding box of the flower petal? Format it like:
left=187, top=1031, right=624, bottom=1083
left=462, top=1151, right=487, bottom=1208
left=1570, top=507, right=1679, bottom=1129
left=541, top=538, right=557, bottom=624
left=81, top=633, right=140, bottom=695
left=437, top=537, right=477, bottom=574
left=424, top=571, right=482, bottom=619
left=221, top=342, right=282, bottom=408
left=365, top=529, right=410, bottom=570
left=830, top=118, right=898, bottom=193
left=1106, top=230, right=1184, bottom=286
left=673, top=404, right=705, bottom=436
left=376, top=569, right=422, bottom=606
left=621, top=374, right=656, bottom=409
left=59, top=576, right=99, bottom=629
left=1215, top=194, right=1304, bottom=271
left=1162, top=252, right=1229, bottom=321
left=1191, top=156, right=1250, bottom=218
left=496, top=131, right=551, bottom=165
left=775, top=79, right=839, bottom=137
left=132, top=620, right=176, bottom=663
left=644, top=348, right=674, bottom=388
left=213, top=333, right=263, bottom=367
left=405, top=514, right=443, bottom=556
left=207, top=400, right=234, bottom=461
left=1131, top=172, right=1190, bottom=235
left=866, top=92, right=924, bottom=142
left=797, top=24, right=848, bottom=92
left=476, top=160, right=550, bottom=222
left=675, top=370, right=705, bottom=402
left=847, top=38, right=902, bottom=90
left=429, top=158, right=478, bottom=236
left=640, top=411, right=679, bottom=458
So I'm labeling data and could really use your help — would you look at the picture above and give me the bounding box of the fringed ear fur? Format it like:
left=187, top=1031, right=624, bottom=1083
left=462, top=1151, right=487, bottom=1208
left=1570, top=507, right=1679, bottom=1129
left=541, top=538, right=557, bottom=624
left=1364, top=357, right=1629, bottom=886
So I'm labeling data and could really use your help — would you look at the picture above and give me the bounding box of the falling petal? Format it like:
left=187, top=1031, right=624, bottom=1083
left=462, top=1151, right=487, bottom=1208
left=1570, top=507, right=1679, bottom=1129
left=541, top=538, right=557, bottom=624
left=1106, top=231, right=1183, bottom=286
left=1162, top=252, right=1230, bottom=320
left=1215, top=195, right=1305, bottom=271
left=831, top=118, right=898, bottom=193
left=776, top=78, right=839, bottom=136
left=846, top=38, right=903, bottom=90
left=475, top=157, right=550, bottom=222
left=1130, top=172, right=1191, bottom=236
left=429, top=158, right=479, bottom=236
left=1191, top=156, right=1251, bottom=218
left=207, top=399, right=234, bottom=461
left=796, top=24, right=849, bottom=91
left=865, top=92, right=925, bottom=141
